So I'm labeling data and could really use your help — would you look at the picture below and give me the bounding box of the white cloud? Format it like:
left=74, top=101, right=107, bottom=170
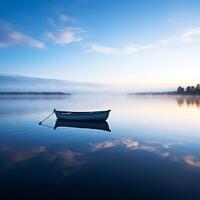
left=88, top=43, right=117, bottom=54
left=0, top=22, right=45, bottom=49
left=87, top=27, right=200, bottom=56
left=46, top=14, right=83, bottom=46
left=88, top=43, right=140, bottom=55
left=45, top=28, right=82, bottom=46
left=181, top=28, right=200, bottom=42
left=10, top=32, right=45, bottom=48
left=87, top=37, right=177, bottom=56
left=141, top=36, right=178, bottom=50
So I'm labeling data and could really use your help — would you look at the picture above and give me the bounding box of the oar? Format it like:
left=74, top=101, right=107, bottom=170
left=39, top=110, right=55, bottom=125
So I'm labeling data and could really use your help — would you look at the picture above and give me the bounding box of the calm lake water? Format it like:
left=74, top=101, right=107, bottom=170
left=1, top=94, right=200, bottom=200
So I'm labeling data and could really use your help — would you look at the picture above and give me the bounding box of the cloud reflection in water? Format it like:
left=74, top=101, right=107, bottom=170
left=91, top=138, right=200, bottom=167
left=1, top=137, right=200, bottom=178
left=0, top=146, right=86, bottom=176
left=183, top=155, right=200, bottom=167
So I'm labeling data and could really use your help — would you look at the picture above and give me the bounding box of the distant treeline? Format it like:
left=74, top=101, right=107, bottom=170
left=177, top=84, right=200, bottom=95
left=130, top=84, right=200, bottom=96
left=0, top=92, right=70, bottom=95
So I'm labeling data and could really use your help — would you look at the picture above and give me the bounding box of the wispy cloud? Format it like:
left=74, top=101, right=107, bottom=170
left=87, top=43, right=140, bottom=55
left=47, top=14, right=76, bottom=28
left=87, top=37, right=176, bottom=56
left=87, top=27, right=200, bottom=55
left=0, top=21, right=45, bottom=49
left=181, top=27, right=200, bottom=42
left=45, top=28, right=82, bottom=46
left=140, top=36, right=178, bottom=50
left=45, top=13, right=83, bottom=46
left=88, top=43, right=117, bottom=54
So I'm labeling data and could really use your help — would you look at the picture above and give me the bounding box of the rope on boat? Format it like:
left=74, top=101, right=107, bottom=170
left=39, top=110, right=55, bottom=125
left=39, top=123, right=54, bottom=129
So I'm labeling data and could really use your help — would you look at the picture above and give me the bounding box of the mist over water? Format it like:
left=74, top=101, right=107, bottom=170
left=0, top=74, right=111, bottom=93
left=1, top=94, right=200, bottom=199
left=0, top=74, right=175, bottom=94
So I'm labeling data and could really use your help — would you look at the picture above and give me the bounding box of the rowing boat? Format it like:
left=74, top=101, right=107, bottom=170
left=54, top=119, right=111, bottom=131
left=54, top=109, right=111, bottom=121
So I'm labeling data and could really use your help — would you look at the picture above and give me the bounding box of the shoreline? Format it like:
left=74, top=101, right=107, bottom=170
left=129, top=92, right=200, bottom=96
left=0, top=92, right=71, bottom=95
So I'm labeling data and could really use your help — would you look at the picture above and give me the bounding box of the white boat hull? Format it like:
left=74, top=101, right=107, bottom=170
left=54, top=109, right=110, bottom=121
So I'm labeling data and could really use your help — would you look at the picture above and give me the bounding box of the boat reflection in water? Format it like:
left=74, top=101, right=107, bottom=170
left=54, top=119, right=111, bottom=132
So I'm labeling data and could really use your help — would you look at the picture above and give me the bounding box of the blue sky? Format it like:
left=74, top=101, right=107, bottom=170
left=0, top=0, right=200, bottom=90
